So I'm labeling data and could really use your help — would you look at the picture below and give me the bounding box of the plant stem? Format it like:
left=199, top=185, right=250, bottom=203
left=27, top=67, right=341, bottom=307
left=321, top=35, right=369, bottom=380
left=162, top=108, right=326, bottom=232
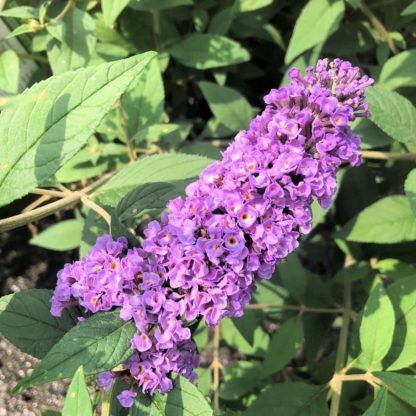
left=359, top=150, right=416, bottom=161
left=152, top=10, right=161, bottom=51
left=211, top=324, right=222, bottom=415
left=359, top=0, right=397, bottom=54
left=246, top=303, right=345, bottom=314
left=30, top=188, right=68, bottom=198
left=49, top=0, right=75, bottom=24
left=81, top=196, right=111, bottom=226
left=22, top=195, right=51, bottom=213
left=0, top=173, right=112, bottom=233
left=329, top=284, right=352, bottom=416
left=117, top=98, right=137, bottom=162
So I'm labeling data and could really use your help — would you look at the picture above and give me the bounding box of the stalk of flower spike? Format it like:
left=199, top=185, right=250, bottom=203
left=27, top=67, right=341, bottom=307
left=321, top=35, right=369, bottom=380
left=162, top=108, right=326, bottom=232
left=50, top=58, right=373, bottom=405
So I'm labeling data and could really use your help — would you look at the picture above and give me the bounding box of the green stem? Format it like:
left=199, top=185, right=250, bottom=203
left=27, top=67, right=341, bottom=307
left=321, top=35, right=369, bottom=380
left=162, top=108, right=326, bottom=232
left=49, top=0, right=75, bottom=24
left=152, top=10, right=161, bottom=51
left=329, top=284, right=352, bottom=416
left=0, top=173, right=112, bottom=233
left=360, top=150, right=416, bottom=161
left=359, top=0, right=397, bottom=54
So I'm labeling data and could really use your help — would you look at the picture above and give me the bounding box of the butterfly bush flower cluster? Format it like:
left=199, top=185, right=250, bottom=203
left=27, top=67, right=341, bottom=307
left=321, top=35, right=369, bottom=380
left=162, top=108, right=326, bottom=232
left=50, top=58, right=373, bottom=407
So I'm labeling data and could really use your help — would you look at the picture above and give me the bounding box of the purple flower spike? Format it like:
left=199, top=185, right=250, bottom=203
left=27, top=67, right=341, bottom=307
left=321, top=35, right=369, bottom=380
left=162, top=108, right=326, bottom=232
left=51, top=58, right=373, bottom=401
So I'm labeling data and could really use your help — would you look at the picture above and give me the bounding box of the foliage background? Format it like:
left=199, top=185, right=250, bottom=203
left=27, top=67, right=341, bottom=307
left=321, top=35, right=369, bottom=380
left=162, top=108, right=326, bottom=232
left=0, top=0, right=416, bottom=415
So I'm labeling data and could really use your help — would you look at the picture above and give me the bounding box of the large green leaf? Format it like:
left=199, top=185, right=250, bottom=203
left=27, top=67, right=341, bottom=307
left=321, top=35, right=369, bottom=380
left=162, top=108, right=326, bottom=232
left=405, top=169, right=416, bottom=215
left=363, top=387, right=387, bottom=416
left=221, top=317, right=269, bottom=357
left=198, top=81, right=253, bottom=132
left=168, top=34, right=250, bottom=69
left=261, top=315, right=304, bottom=377
left=336, top=196, right=416, bottom=244
left=94, top=153, right=213, bottom=207
left=366, top=86, right=416, bottom=145
left=62, top=366, right=93, bottom=416
left=384, top=277, right=416, bottom=370
left=0, top=289, right=77, bottom=359
left=13, top=310, right=136, bottom=392
left=0, top=52, right=156, bottom=207
left=122, top=58, right=165, bottom=139
left=357, top=280, right=395, bottom=370
left=47, top=8, right=96, bottom=74
left=285, top=0, right=345, bottom=64
left=220, top=361, right=263, bottom=400
left=244, top=383, right=328, bottom=416
left=379, top=49, right=416, bottom=90
left=373, top=372, right=416, bottom=408
left=130, top=374, right=212, bottom=416
left=102, top=0, right=130, bottom=27
left=0, top=50, right=19, bottom=94
left=30, top=219, right=84, bottom=251
left=208, top=6, right=236, bottom=35
left=0, top=6, right=37, bottom=19
left=115, top=182, right=175, bottom=224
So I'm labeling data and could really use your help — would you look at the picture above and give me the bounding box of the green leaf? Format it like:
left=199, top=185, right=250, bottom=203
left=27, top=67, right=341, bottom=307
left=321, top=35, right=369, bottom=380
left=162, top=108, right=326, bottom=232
left=0, top=6, right=37, bottom=19
left=277, top=253, right=307, bottom=301
left=62, top=366, right=92, bottom=416
left=130, top=0, right=193, bottom=10
left=130, top=374, right=212, bottom=416
left=47, top=8, right=96, bottom=74
left=385, top=392, right=415, bottom=415
left=198, top=81, right=253, bottom=132
left=376, top=259, right=416, bottom=281
left=0, top=289, right=76, bottom=359
left=115, top=182, right=176, bottom=227
left=357, top=280, right=395, bottom=370
left=366, top=86, right=416, bottom=145
left=30, top=219, right=83, bottom=251
left=39, top=0, right=53, bottom=25
left=42, top=411, right=61, bottom=416
left=405, top=169, right=416, bottom=215
left=333, top=262, right=371, bottom=284
left=55, top=148, right=110, bottom=184
left=6, top=23, right=39, bottom=38
left=195, top=367, right=212, bottom=397
left=222, top=317, right=269, bottom=357
left=133, top=124, right=181, bottom=145
left=384, top=276, right=416, bottom=370
left=122, top=58, right=165, bottom=139
left=401, top=0, right=416, bottom=16
left=363, top=387, right=387, bottom=416
left=336, top=196, right=416, bottom=244
left=94, top=154, right=213, bottom=207
left=168, top=34, right=250, bottom=69
left=351, top=118, right=392, bottom=150
left=235, top=0, right=274, bottom=12
left=379, top=49, right=416, bottom=90
left=262, top=315, right=304, bottom=377
left=0, top=50, right=19, bottom=94
left=232, top=310, right=260, bottom=345
left=102, top=0, right=130, bottom=26
left=373, top=372, right=416, bottom=408
left=13, top=310, right=136, bottom=392
left=285, top=0, right=345, bottom=64
left=0, top=51, right=156, bottom=207
left=208, top=6, right=236, bottom=35
left=244, top=383, right=328, bottom=415
left=220, top=361, right=262, bottom=400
